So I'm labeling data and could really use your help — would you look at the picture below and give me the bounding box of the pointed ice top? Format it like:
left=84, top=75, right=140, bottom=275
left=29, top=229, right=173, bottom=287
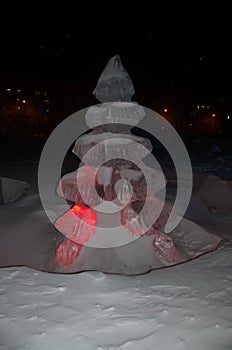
left=93, top=55, right=135, bottom=103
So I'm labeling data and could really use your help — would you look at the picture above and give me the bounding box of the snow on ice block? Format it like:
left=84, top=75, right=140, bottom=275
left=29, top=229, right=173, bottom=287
left=0, top=177, right=30, bottom=204
left=72, top=132, right=152, bottom=165
left=57, top=166, right=103, bottom=207
left=54, top=204, right=97, bottom=245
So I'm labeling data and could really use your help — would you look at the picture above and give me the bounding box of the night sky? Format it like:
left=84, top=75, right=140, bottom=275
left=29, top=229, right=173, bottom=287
left=0, top=3, right=231, bottom=98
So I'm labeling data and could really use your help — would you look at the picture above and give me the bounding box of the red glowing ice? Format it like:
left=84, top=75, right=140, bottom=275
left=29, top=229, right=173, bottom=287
left=54, top=238, right=83, bottom=268
left=54, top=204, right=97, bottom=268
left=120, top=204, right=143, bottom=236
left=54, top=204, right=97, bottom=245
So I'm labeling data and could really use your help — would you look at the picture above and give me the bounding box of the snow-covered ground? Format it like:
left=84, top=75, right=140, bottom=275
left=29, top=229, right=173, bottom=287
left=0, top=138, right=232, bottom=350
left=1, top=246, right=232, bottom=350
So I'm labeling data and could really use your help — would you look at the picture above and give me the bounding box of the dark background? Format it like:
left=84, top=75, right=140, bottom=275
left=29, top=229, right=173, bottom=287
left=1, top=3, right=231, bottom=94
left=0, top=3, right=231, bottom=145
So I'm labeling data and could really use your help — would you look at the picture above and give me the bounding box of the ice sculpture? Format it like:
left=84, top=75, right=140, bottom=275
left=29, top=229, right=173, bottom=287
left=93, top=55, right=135, bottom=103
left=53, top=55, right=222, bottom=274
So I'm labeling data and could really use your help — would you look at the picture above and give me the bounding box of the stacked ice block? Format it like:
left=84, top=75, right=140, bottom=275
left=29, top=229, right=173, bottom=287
left=54, top=55, right=176, bottom=268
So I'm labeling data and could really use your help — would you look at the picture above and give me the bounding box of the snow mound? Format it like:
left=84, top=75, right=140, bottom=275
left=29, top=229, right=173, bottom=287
left=0, top=177, right=30, bottom=204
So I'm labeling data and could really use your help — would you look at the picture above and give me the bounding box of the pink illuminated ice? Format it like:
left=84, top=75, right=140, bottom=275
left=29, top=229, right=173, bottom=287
left=121, top=204, right=144, bottom=236
left=54, top=204, right=97, bottom=245
left=54, top=238, right=83, bottom=268
left=153, top=232, right=176, bottom=263
left=120, top=194, right=177, bottom=237
left=57, top=166, right=102, bottom=207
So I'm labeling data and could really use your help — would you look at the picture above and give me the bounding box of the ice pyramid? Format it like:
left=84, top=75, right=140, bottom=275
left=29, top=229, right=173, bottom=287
left=53, top=55, right=222, bottom=274
left=93, top=55, right=135, bottom=103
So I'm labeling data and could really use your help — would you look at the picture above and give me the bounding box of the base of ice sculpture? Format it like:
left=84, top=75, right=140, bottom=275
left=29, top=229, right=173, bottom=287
left=53, top=216, right=222, bottom=275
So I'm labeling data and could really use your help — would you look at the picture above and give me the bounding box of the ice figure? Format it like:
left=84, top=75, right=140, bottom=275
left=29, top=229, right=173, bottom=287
left=115, top=179, right=133, bottom=204
left=54, top=54, right=176, bottom=269
left=153, top=232, right=176, bottom=264
left=53, top=55, right=222, bottom=273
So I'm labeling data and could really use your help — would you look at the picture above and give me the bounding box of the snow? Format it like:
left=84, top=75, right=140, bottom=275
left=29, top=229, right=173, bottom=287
left=1, top=247, right=232, bottom=350
left=72, top=132, right=152, bottom=167
left=0, top=177, right=29, bottom=204
left=73, top=132, right=150, bottom=145
left=0, top=146, right=232, bottom=349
